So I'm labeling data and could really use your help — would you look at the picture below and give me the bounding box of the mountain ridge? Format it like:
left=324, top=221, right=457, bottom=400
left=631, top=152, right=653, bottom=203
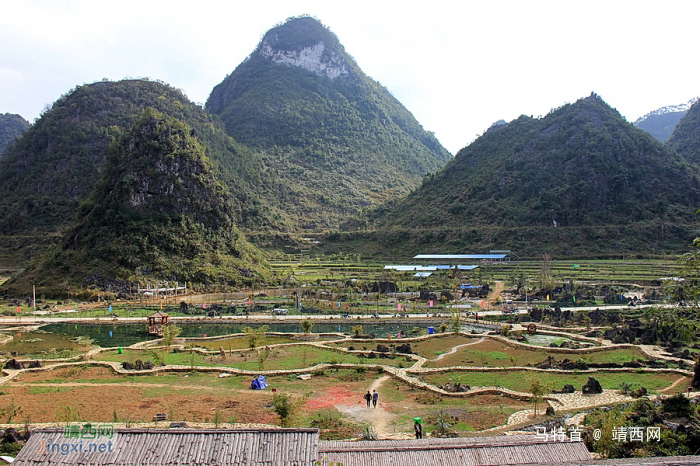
left=633, top=98, right=698, bottom=142
left=0, top=113, right=30, bottom=157
left=206, top=16, right=451, bottom=231
left=0, top=79, right=289, bottom=238
left=349, top=93, right=700, bottom=257
left=9, top=108, right=269, bottom=294
left=667, top=99, right=700, bottom=165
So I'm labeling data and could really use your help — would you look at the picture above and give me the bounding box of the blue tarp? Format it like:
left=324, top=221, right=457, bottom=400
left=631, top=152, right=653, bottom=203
left=251, top=375, right=269, bottom=390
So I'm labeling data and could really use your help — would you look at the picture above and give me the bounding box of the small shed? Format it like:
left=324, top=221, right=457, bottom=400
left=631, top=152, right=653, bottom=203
left=318, top=434, right=591, bottom=466
left=147, top=311, right=170, bottom=336
left=12, top=427, right=320, bottom=465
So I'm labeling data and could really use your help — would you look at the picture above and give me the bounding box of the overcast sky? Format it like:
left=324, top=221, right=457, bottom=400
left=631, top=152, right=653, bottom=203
left=1, top=0, right=698, bottom=154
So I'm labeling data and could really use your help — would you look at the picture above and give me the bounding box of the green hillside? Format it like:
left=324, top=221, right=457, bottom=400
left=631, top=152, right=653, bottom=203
left=667, top=99, right=700, bottom=164
left=10, top=109, right=269, bottom=294
left=207, top=16, right=451, bottom=231
left=0, top=80, right=291, bottom=254
left=353, top=94, right=700, bottom=257
left=0, top=113, right=30, bottom=157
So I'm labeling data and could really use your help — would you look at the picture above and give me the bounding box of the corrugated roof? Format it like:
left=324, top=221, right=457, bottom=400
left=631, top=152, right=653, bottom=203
left=318, top=435, right=591, bottom=466
left=384, top=264, right=479, bottom=271
left=414, top=254, right=507, bottom=260
left=509, top=455, right=700, bottom=466
left=13, top=428, right=320, bottom=466
left=384, top=265, right=437, bottom=271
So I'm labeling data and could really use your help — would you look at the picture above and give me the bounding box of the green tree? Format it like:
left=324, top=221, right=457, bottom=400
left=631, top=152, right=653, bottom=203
left=271, top=392, right=310, bottom=427
left=256, top=346, right=271, bottom=370
left=527, top=376, right=552, bottom=417
left=664, top=236, right=700, bottom=306
left=300, top=318, right=315, bottom=334
left=432, top=410, right=453, bottom=437
left=161, top=323, right=182, bottom=349
left=244, top=325, right=268, bottom=349
left=450, top=310, right=461, bottom=333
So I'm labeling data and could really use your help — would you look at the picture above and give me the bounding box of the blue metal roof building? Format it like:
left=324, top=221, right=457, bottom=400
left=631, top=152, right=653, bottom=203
left=413, top=254, right=508, bottom=261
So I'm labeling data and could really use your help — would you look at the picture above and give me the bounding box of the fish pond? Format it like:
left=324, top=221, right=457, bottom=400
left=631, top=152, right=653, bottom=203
left=38, top=321, right=493, bottom=347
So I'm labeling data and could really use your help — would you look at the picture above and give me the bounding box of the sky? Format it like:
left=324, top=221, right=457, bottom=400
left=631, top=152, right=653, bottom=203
left=1, top=0, right=699, bottom=155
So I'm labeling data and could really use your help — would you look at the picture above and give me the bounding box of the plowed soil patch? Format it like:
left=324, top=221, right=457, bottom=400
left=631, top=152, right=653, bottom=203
left=16, top=365, right=116, bottom=382
left=0, top=384, right=277, bottom=425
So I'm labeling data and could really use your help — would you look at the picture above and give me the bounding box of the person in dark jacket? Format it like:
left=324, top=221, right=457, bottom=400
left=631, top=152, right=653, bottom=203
left=414, top=419, right=423, bottom=439
left=363, top=390, right=371, bottom=408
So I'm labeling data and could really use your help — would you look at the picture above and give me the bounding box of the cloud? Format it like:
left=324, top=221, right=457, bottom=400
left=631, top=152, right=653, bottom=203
left=1, top=0, right=699, bottom=154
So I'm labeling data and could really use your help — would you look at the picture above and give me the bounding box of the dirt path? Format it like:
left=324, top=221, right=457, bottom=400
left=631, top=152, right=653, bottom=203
left=366, top=375, right=394, bottom=437
left=334, top=374, right=404, bottom=439
left=432, top=337, right=485, bottom=361
left=658, top=375, right=692, bottom=394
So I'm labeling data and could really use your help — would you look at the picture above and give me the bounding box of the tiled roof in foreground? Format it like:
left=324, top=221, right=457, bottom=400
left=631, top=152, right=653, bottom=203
left=12, top=428, right=699, bottom=466
left=12, top=428, right=319, bottom=466
left=319, top=434, right=591, bottom=466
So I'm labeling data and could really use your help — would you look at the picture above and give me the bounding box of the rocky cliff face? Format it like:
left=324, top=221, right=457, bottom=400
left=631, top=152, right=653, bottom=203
left=115, top=112, right=232, bottom=228
left=259, top=39, right=351, bottom=80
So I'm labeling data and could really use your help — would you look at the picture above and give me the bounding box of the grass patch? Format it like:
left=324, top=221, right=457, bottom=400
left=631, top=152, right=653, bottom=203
left=28, top=386, right=73, bottom=395
left=422, top=339, right=649, bottom=368
left=94, top=345, right=400, bottom=371
left=420, top=370, right=682, bottom=393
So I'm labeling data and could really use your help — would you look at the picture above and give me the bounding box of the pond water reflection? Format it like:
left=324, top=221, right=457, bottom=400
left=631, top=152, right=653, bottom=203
left=0, top=331, right=79, bottom=357
left=39, top=321, right=493, bottom=347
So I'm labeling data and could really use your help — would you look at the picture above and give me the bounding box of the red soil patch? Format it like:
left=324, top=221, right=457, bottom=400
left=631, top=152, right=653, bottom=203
left=304, top=384, right=358, bottom=410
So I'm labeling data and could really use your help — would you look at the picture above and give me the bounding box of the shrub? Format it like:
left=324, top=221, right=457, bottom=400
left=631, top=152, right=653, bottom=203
left=271, top=392, right=309, bottom=427
left=662, top=393, right=692, bottom=417
left=415, top=392, right=442, bottom=404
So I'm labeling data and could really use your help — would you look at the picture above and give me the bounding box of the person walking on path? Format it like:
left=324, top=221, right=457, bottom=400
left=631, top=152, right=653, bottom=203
left=372, top=389, right=379, bottom=408
left=414, top=418, right=423, bottom=439
left=364, top=390, right=371, bottom=408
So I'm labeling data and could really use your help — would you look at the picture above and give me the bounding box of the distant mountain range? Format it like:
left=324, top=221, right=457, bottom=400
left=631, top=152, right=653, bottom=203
left=0, top=16, right=451, bottom=292
left=1, top=16, right=699, bottom=294
left=633, top=98, right=698, bottom=142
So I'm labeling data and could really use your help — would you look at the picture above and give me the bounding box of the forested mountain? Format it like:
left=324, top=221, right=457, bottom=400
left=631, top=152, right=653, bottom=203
left=356, top=94, right=700, bottom=257
left=667, top=99, right=700, bottom=164
left=0, top=113, right=30, bottom=157
left=0, top=79, right=289, bottom=240
left=207, top=16, right=451, bottom=230
left=633, top=99, right=697, bottom=142
left=11, top=109, right=269, bottom=293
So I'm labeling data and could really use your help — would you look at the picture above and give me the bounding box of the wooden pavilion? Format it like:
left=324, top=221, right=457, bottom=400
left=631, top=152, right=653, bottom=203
left=147, top=310, right=170, bottom=336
